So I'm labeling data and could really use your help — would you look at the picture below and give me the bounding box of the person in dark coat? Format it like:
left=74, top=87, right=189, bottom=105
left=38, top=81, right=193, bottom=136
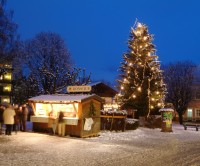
left=18, top=106, right=23, bottom=131
left=58, top=111, right=65, bottom=136
left=0, top=105, right=5, bottom=134
left=21, top=104, right=28, bottom=132
left=13, top=104, right=21, bottom=134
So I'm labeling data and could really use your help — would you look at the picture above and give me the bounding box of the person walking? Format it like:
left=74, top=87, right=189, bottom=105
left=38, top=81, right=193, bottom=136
left=21, top=104, right=28, bottom=132
left=3, top=104, right=16, bottom=135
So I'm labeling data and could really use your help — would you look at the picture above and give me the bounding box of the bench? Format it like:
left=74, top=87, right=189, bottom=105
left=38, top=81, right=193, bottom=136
left=183, top=122, right=200, bottom=131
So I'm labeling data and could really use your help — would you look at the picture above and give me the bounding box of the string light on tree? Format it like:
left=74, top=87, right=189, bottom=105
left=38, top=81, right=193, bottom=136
left=117, top=20, right=166, bottom=117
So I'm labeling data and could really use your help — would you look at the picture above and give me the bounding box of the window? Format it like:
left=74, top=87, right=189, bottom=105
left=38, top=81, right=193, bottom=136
left=4, top=64, right=12, bottom=68
left=195, top=109, right=200, bottom=117
left=1, top=96, right=10, bottom=103
left=196, top=88, right=200, bottom=99
left=4, top=73, right=11, bottom=80
left=3, top=85, right=11, bottom=92
left=187, top=109, right=193, bottom=118
left=35, top=103, right=78, bottom=118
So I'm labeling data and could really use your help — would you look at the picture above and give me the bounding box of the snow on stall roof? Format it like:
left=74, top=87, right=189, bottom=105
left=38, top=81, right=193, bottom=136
left=159, top=108, right=174, bottom=112
left=28, top=94, right=101, bottom=103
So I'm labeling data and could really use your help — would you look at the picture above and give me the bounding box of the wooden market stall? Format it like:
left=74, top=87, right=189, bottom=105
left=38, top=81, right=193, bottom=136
left=28, top=94, right=104, bottom=138
left=100, top=110, right=127, bottom=131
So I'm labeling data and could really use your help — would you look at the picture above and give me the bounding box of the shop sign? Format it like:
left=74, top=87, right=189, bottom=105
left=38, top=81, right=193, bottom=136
left=67, top=85, right=92, bottom=93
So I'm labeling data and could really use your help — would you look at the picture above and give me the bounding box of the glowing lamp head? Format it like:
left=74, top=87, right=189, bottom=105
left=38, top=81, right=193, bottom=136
left=143, top=36, right=148, bottom=40
left=137, top=87, right=141, bottom=91
left=157, top=103, right=161, bottom=107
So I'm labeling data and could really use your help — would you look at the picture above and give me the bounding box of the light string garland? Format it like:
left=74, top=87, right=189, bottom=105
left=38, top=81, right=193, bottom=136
left=117, top=21, right=166, bottom=117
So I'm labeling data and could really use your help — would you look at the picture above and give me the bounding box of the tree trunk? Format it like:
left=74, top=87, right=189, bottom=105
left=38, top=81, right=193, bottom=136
left=178, top=112, right=183, bottom=125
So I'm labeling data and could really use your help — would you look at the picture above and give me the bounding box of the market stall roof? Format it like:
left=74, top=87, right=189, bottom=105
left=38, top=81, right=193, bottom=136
left=159, top=108, right=174, bottom=112
left=28, top=94, right=104, bottom=104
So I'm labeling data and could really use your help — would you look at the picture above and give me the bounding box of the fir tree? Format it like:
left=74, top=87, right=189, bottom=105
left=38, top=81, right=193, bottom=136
left=89, top=101, right=96, bottom=117
left=117, top=21, right=166, bottom=117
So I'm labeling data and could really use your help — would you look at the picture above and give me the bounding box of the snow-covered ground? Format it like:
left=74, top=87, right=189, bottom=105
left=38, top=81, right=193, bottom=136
left=0, top=122, right=200, bottom=166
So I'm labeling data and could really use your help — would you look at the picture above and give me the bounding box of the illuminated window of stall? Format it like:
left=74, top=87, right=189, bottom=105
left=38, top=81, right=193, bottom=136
left=35, top=103, right=48, bottom=116
left=3, top=85, right=11, bottom=92
left=48, top=103, right=79, bottom=118
left=64, top=103, right=78, bottom=118
left=4, top=73, right=12, bottom=80
left=35, top=103, right=79, bottom=118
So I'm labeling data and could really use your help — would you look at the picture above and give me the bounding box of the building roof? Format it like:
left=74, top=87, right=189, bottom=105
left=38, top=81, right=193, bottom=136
left=28, top=94, right=104, bottom=103
left=88, top=82, right=118, bottom=97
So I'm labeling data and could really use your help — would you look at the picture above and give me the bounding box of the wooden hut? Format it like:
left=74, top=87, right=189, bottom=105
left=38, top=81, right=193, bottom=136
left=28, top=94, right=104, bottom=138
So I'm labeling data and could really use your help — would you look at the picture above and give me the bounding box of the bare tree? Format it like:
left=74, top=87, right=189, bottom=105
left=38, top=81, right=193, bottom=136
left=0, top=0, right=18, bottom=72
left=163, top=61, right=195, bottom=124
left=18, top=32, right=91, bottom=95
left=23, top=32, right=72, bottom=94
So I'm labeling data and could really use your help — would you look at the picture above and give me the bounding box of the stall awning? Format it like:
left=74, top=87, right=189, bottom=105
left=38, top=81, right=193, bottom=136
left=28, top=94, right=104, bottom=104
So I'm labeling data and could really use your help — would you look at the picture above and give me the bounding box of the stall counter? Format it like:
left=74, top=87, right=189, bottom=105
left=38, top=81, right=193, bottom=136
left=31, top=116, right=79, bottom=125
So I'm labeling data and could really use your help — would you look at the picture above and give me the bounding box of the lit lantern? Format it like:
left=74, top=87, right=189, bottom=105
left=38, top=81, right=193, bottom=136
left=143, top=36, right=148, bottom=41
left=137, top=87, right=141, bottom=91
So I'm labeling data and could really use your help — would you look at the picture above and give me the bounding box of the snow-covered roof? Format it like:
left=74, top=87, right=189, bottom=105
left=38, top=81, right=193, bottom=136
left=28, top=94, right=104, bottom=103
left=159, top=108, right=174, bottom=112
left=87, top=82, right=118, bottom=97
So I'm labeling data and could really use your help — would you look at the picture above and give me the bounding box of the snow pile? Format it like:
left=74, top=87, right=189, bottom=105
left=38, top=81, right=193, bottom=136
left=0, top=123, right=200, bottom=166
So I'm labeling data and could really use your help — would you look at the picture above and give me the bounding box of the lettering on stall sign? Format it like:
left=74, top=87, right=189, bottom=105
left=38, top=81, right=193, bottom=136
left=67, top=86, right=92, bottom=93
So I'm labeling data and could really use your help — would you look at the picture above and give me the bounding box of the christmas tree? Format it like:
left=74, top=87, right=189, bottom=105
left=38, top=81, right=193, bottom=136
left=117, top=21, right=166, bottom=117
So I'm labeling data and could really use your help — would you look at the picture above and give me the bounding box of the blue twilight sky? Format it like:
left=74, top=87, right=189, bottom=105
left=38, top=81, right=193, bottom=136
left=7, top=0, right=200, bottom=86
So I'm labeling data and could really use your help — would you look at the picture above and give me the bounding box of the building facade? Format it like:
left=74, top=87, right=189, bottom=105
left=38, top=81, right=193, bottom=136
left=89, top=82, right=118, bottom=110
left=184, top=82, right=200, bottom=121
